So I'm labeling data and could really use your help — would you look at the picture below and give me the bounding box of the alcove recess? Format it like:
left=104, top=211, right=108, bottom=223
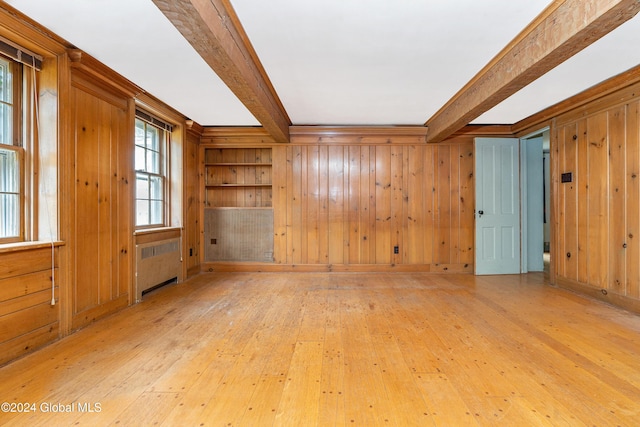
left=202, top=147, right=274, bottom=263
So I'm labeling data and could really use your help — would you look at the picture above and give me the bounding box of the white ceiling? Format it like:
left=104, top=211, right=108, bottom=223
left=6, top=0, right=640, bottom=127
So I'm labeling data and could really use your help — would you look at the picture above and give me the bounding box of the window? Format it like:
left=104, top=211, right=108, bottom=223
left=135, top=115, right=168, bottom=227
left=0, top=56, right=22, bottom=243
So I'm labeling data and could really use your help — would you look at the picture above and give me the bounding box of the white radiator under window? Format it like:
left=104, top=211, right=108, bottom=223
left=135, top=237, right=182, bottom=302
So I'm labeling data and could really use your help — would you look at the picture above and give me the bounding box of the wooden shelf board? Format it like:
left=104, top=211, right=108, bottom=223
left=206, top=183, right=272, bottom=187
left=205, top=163, right=272, bottom=166
left=204, top=206, right=273, bottom=210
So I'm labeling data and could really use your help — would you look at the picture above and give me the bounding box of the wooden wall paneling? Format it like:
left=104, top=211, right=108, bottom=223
left=57, top=51, right=74, bottom=337
left=205, top=128, right=475, bottom=271
left=98, top=99, right=114, bottom=305
left=406, top=145, right=424, bottom=264
left=348, top=146, right=361, bottom=264
left=253, top=153, right=262, bottom=206
left=204, top=188, right=214, bottom=208
left=74, top=89, right=100, bottom=314
left=564, top=122, right=579, bottom=282
left=0, top=270, right=53, bottom=303
left=343, top=146, right=351, bottom=264
left=0, top=287, right=56, bottom=320
left=0, top=301, right=57, bottom=350
left=224, top=150, right=239, bottom=207
left=576, top=120, right=589, bottom=284
left=357, top=146, right=371, bottom=264
left=328, top=145, right=345, bottom=265
left=288, top=146, right=303, bottom=264
left=70, top=75, right=130, bottom=329
left=555, top=124, right=566, bottom=279
left=0, top=247, right=60, bottom=366
left=307, top=146, right=320, bottom=264
left=423, top=146, right=436, bottom=265
left=0, top=293, right=58, bottom=341
left=0, top=246, right=57, bottom=278
left=300, top=146, right=309, bottom=263
left=204, top=148, right=218, bottom=162
left=391, top=146, right=404, bottom=265
left=221, top=150, right=234, bottom=207
left=459, top=142, right=474, bottom=266
left=366, top=146, right=377, bottom=264
left=248, top=150, right=258, bottom=207
left=262, top=147, right=273, bottom=207
left=185, top=128, right=201, bottom=276
left=586, top=111, right=609, bottom=289
left=203, top=148, right=214, bottom=208
left=375, top=146, right=392, bottom=264
left=549, top=82, right=640, bottom=310
left=627, top=100, right=640, bottom=299
left=434, top=145, right=452, bottom=264
left=0, top=319, right=59, bottom=366
left=401, top=145, right=412, bottom=264
left=272, top=146, right=287, bottom=264
left=117, top=102, right=133, bottom=297
left=237, top=149, right=248, bottom=207
left=609, top=106, right=627, bottom=294
left=450, top=144, right=462, bottom=265
left=549, top=124, right=558, bottom=284
left=251, top=148, right=261, bottom=206
left=318, top=146, right=330, bottom=264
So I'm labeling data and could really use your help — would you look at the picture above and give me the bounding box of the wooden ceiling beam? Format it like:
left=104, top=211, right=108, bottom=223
left=425, top=0, right=640, bottom=143
left=152, top=0, right=291, bottom=142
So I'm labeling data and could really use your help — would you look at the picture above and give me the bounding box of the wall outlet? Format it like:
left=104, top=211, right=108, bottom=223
left=393, top=245, right=399, bottom=254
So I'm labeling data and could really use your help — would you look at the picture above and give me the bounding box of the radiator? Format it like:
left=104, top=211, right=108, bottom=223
left=204, top=208, right=274, bottom=262
left=135, top=237, right=182, bottom=302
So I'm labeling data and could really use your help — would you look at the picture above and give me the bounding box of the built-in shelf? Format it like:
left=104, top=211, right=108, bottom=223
left=204, top=162, right=272, bottom=167
left=205, top=183, right=272, bottom=188
left=202, top=147, right=273, bottom=208
left=201, top=147, right=275, bottom=263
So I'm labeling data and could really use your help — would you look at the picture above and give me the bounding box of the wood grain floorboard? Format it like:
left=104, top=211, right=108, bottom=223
left=1, top=272, right=639, bottom=426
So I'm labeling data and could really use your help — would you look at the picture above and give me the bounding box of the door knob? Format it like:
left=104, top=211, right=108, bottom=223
left=478, top=210, right=484, bottom=217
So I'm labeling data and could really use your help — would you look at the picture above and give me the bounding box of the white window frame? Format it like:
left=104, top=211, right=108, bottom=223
left=135, top=115, right=169, bottom=228
left=0, top=55, right=23, bottom=243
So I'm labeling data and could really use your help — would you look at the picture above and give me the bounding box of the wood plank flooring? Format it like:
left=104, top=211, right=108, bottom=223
left=1, top=272, right=640, bottom=426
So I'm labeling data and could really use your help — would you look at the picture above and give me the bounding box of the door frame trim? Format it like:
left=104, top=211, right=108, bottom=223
left=519, top=126, right=550, bottom=274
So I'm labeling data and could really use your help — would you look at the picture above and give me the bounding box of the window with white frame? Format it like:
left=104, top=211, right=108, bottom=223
left=135, top=112, right=170, bottom=227
left=0, top=55, right=22, bottom=243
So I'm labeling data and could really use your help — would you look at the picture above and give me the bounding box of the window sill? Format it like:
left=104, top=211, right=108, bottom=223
left=0, top=240, right=65, bottom=254
left=134, top=226, right=182, bottom=236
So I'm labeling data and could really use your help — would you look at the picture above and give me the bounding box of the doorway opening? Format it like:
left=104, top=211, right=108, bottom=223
left=521, top=129, right=550, bottom=273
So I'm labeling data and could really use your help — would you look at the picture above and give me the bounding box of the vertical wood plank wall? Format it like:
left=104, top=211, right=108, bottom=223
left=0, top=5, right=204, bottom=366
left=204, top=129, right=475, bottom=272
left=275, top=141, right=474, bottom=270
left=185, top=125, right=202, bottom=277
left=552, top=83, right=640, bottom=310
left=68, top=76, right=132, bottom=330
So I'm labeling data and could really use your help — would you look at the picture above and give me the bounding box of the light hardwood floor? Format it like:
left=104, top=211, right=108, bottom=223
left=1, top=272, right=640, bottom=426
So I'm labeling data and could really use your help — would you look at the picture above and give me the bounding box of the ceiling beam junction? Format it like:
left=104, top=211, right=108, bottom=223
left=152, top=0, right=291, bottom=142
left=425, top=0, right=640, bottom=143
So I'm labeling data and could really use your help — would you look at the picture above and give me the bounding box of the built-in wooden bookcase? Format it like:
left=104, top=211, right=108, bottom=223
left=202, top=146, right=274, bottom=263
left=203, top=147, right=272, bottom=208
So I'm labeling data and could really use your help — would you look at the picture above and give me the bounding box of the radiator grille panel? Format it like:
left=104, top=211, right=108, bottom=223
left=135, top=237, right=182, bottom=302
left=205, top=208, right=274, bottom=262
left=141, top=240, right=179, bottom=259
